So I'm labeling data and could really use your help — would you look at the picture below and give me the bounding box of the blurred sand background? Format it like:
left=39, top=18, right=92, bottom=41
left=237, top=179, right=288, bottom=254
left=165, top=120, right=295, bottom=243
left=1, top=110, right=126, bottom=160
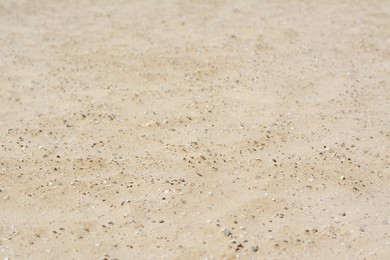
left=1, top=0, right=390, bottom=259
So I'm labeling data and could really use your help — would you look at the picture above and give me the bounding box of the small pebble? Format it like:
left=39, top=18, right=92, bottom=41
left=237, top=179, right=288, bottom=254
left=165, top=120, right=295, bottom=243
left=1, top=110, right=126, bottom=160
left=223, top=228, right=231, bottom=236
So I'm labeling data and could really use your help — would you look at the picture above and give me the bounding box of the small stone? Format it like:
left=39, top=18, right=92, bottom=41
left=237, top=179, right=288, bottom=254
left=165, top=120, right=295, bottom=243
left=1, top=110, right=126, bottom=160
left=223, top=228, right=231, bottom=236
left=235, top=243, right=244, bottom=251
left=251, top=245, right=259, bottom=252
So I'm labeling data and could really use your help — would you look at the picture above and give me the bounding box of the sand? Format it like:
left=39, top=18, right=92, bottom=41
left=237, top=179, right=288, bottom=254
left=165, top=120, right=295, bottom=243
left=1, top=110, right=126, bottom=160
left=1, top=0, right=390, bottom=259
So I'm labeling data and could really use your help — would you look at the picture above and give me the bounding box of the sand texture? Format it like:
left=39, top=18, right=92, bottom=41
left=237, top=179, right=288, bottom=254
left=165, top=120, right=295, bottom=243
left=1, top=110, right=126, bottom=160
left=1, top=0, right=390, bottom=259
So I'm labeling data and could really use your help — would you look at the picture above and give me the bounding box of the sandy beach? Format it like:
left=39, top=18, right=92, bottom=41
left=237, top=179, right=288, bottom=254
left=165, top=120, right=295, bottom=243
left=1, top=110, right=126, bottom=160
left=1, top=0, right=390, bottom=259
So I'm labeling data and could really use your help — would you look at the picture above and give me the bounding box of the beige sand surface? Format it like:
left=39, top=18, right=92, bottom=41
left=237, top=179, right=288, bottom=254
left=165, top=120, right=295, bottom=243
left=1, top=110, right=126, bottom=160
left=1, top=0, right=390, bottom=259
